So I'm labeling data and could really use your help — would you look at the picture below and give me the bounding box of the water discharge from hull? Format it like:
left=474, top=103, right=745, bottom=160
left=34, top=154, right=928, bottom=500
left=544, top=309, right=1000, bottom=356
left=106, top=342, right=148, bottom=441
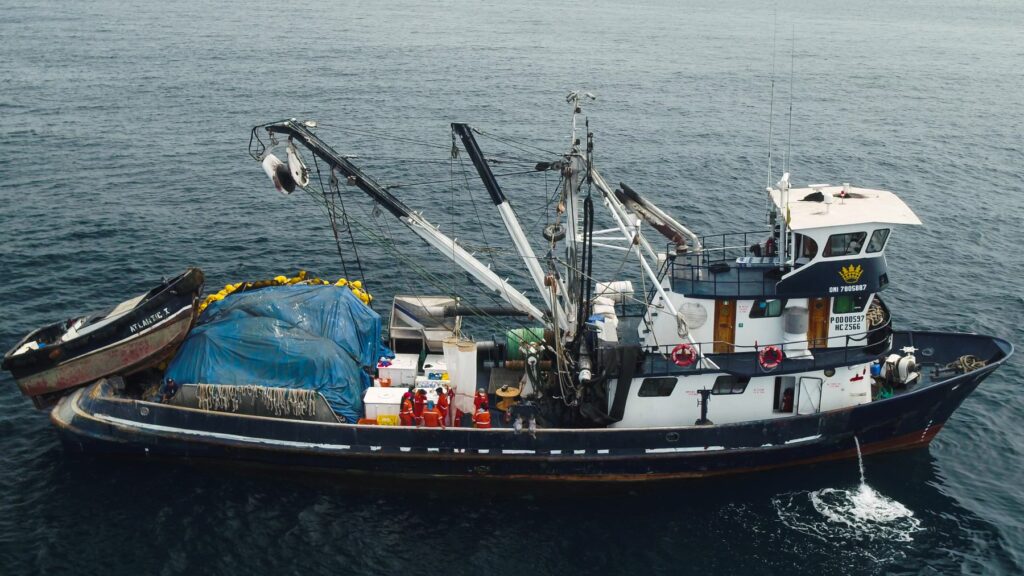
left=855, top=435, right=865, bottom=484
left=773, top=436, right=923, bottom=561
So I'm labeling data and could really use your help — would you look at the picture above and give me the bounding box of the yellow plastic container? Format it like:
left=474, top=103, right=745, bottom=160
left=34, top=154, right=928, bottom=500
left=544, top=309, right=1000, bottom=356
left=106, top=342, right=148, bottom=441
left=376, top=414, right=400, bottom=426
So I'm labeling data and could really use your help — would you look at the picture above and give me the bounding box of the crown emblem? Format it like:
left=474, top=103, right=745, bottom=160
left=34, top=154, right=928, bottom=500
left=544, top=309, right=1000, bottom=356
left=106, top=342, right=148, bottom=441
left=839, top=264, right=863, bottom=284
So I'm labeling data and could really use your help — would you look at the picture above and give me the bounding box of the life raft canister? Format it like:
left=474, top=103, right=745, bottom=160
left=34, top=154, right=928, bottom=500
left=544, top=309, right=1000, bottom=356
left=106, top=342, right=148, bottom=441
left=670, top=343, right=698, bottom=368
left=759, top=345, right=783, bottom=370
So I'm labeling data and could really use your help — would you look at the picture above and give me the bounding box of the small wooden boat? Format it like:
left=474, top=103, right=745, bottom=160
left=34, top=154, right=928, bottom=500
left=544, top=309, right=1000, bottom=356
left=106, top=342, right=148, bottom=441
left=2, top=268, right=204, bottom=408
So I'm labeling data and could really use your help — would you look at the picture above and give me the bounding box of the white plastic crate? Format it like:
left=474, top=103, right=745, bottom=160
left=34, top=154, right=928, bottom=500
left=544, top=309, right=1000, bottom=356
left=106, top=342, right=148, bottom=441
left=421, top=354, right=448, bottom=381
left=377, top=353, right=419, bottom=386
left=363, top=386, right=405, bottom=419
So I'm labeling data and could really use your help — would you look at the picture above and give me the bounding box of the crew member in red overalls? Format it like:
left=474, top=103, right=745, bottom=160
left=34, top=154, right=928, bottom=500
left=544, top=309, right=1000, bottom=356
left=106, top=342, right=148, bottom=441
left=435, top=387, right=450, bottom=426
left=422, top=400, right=445, bottom=429
left=413, top=389, right=428, bottom=426
left=399, top=396, right=415, bottom=426
left=473, top=404, right=492, bottom=429
left=474, top=388, right=489, bottom=412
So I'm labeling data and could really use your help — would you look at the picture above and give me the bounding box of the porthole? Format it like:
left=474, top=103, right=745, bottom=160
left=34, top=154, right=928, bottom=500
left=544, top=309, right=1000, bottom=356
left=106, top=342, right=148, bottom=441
left=824, top=368, right=835, bottom=377
left=921, top=348, right=934, bottom=358
left=666, top=432, right=680, bottom=442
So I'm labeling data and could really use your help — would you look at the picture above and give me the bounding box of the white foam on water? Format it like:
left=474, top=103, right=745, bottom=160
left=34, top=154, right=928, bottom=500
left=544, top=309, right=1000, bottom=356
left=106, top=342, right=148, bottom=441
left=804, top=485, right=922, bottom=542
left=772, top=437, right=924, bottom=558
left=772, top=487, right=924, bottom=567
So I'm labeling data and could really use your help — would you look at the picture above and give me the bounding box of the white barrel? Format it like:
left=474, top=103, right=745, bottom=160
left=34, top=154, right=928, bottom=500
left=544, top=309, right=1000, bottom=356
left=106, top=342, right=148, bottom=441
left=595, top=280, right=634, bottom=304
left=590, top=296, right=620, bottom=343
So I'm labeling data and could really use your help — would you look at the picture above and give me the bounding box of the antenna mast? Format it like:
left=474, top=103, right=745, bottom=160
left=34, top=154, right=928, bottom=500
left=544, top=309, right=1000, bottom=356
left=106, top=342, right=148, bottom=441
left=562, top=91, right=594, bottom=332
left=766, top=14, right=778, bottom=191
left=784, top=30, right=795, bottom=176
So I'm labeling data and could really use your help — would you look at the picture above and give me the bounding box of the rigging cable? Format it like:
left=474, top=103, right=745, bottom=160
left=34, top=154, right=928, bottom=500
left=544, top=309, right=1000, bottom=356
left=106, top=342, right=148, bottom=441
left=384, top=169, right=548, bottom=191
left=310, top=154, right=352, bottom=281
left=296, top=128, right=572, bottom=354
left=344, top=172, right=539, bottom=341
left=450, top=131, right=458, bottom=310
left=292, top=145, right=546, bottom=348
left=471, top=127, right=563, bottom=157
left=330, top=166, right=366, bottom=286
left=310, top=122, right=452, bottom=151
left=574, top=195, right=594, bottom=351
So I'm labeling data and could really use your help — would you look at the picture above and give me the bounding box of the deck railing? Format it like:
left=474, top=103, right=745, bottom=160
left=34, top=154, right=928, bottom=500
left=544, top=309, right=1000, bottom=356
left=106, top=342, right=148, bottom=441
left=694, top=230, right=772, bottom=263
left=667, top=261, right=782, bottom=298
left=665, top=230, right=792, bottom=297
left=618, top=302, right=893, bottom=377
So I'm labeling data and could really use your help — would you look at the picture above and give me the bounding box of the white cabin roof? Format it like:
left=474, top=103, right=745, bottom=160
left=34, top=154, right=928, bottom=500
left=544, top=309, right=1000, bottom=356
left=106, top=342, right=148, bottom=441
left=770, top=185, right=922, bottom=231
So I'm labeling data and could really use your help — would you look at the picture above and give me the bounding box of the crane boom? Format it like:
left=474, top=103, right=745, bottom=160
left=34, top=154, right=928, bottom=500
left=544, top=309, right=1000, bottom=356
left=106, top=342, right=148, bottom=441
left=255, top=120, right=545, bottom=322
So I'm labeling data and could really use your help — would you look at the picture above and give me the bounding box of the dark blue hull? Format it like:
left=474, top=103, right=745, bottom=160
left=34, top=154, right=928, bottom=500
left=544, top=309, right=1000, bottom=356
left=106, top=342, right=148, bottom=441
left=51, top=331, right=1012, bottom=481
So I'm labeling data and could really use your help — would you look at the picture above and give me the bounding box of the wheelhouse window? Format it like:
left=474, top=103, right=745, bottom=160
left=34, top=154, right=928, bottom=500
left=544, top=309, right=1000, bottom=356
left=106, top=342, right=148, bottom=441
left=638, top=377, right=677, bottom=397
left=750, top=299, right=786, bottom=318
left=866, top=229, right=890, bottom=253
left=712, top=375, right=750, bottom=395
left=823, top=232, right=867, bottom=257
left=795, top=234, right=818, bottom=263
left=833, top=294, right=871, bottom=314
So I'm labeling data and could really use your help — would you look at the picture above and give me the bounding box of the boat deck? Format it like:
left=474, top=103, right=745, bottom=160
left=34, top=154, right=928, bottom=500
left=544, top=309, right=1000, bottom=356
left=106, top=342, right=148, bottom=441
left=614, top=315, right=890, bottom=377
left=107, top=332, right=1008, bottom=435
left=641, top=342, right=890, bottom=377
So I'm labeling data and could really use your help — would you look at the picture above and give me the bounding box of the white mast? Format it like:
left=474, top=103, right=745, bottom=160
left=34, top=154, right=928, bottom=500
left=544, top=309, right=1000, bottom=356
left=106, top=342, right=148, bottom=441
left=561, top=91, right=595, bottom=335
left=451, top=123, right=569, bottom=331
left=776, top=172, right=790, bottom=268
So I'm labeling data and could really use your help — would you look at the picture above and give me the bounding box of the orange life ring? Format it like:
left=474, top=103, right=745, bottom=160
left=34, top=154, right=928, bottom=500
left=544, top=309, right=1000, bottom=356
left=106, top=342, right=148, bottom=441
left=759, top=345, right=783, bottom=370
left=671, top=343, right=698, bottom=367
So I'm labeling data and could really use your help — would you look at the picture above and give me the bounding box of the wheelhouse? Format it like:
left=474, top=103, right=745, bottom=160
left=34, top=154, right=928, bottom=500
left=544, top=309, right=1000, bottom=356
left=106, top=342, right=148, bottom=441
left=596, top=182, right=923, bottom=428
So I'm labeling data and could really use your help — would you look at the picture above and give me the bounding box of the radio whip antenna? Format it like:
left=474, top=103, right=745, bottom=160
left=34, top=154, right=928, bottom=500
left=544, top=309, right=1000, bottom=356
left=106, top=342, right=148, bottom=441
left=784, top=28, right=795, bottom=176
left=766, top=11, right=778, bottom=191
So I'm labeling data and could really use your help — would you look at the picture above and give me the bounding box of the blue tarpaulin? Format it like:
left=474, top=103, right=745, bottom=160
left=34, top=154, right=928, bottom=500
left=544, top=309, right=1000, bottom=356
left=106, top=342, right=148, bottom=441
left=165, top=285, right=383, bottom=422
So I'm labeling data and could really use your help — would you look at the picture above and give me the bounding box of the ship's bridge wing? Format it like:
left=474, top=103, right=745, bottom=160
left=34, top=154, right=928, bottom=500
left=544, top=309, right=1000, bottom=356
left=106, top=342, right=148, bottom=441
left=771, top=185, right=922, bottom=231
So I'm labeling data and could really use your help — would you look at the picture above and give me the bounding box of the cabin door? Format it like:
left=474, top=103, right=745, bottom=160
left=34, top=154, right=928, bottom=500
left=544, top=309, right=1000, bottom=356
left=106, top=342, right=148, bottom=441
left=713, top=299, right=736, bottom=353
left=807, top=297, right=830, bottom=348
left=797, top=377, right=823, bottom=415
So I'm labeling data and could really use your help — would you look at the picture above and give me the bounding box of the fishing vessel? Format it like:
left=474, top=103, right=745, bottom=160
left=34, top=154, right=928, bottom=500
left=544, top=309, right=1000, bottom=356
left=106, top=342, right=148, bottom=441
left=4, top=268, right=204, bottom=408
left=51, top=98, right=1012, bottom=480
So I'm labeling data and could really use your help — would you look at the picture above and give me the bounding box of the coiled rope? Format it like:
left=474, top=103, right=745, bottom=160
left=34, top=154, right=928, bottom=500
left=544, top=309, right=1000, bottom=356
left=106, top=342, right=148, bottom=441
left=866, top=301, right=886, bottom=327
left=946, top=355, right=986, bottom=373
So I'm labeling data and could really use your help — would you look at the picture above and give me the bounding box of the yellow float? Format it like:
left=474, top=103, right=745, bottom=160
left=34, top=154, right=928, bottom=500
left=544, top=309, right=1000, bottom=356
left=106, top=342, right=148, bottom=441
left=197, top=270, right=372, bottom=313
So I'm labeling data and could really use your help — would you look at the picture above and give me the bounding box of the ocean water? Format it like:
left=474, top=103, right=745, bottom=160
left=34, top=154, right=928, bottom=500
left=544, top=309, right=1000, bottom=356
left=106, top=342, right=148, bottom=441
left=1, top=0, right=1022, bottom=573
